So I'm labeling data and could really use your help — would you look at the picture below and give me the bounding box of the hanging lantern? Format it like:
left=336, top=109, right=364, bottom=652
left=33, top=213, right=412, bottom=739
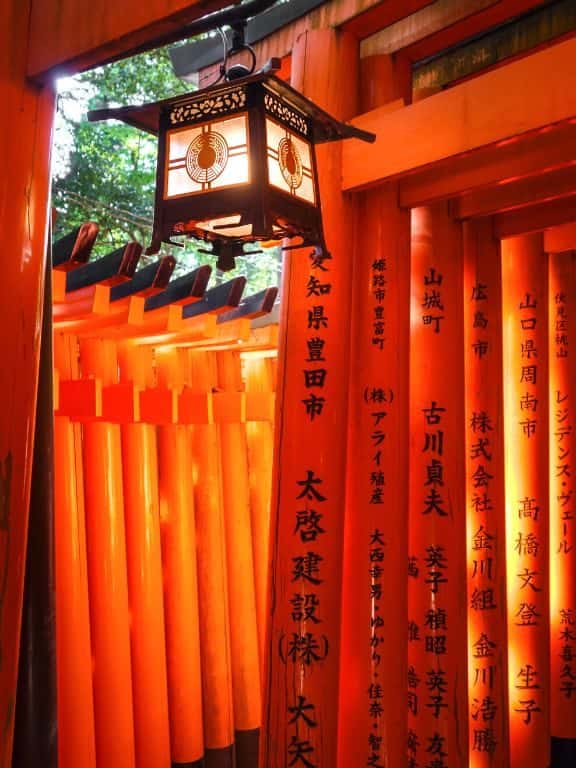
left=89, top=65, right=374, bottom=271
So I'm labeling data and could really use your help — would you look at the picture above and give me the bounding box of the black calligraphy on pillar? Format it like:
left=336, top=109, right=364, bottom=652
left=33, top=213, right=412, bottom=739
left=553, top=292, right=575, bottom=699
left=302, top=250, right=333, bottom=420
left=371, top=257, right=388, bottom=350
left=421, top=268, right=445, bottom=334
left=512, top=290, right=543, bottom=727
left=467, top=273, right=502, bottom=759
left=366, top=527, right=386, bottom=767
left=362, top=383, right=394, bottom=767
left=287, top=695, right=318, bottom=767
left=282, top=470, right=331, bottom=682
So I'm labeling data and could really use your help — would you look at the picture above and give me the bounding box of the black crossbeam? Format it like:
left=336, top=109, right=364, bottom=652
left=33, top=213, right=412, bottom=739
left=217, top=286, right=278, bottom=323
left=182, top=276, right=247, bottom=319
left=144, top=265, right=212, bottom=311
left=110, top=256, right=176, bottom=301
left=65, top=242, right=142, bottom=292
left=52, top=222, right=99, bottom=269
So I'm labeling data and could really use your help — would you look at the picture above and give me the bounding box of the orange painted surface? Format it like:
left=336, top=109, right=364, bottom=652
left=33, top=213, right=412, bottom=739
left=188, top=350, right=234, bottom=751
left=217, top=352, right=261, bottom=734
left=0, top=1, right=54, bottom=759
left=545, top=223, right=576, bottom=255
left=154, top=348, right=204, bottom=762
left=463, top=220, right=509, bottom=767
left=338, top=180, right=410, bottom=768
left=343, top=37, right=576, bottom=191
left=548, top=250, right=576, bottom=739
left=400, top=122, right=576, bottom=210
left=54, top=415, right=97, bottom=768
left=243, top=356, right=275, bottom=677
left=117, top=343, right=171, bottom=767
left=407, top=204, right=467, bottom=768
left=342, top=0, right=433, bottom=40
left=28, top=0, right=229, bottom=79
left=494, top=195, right=576, bottom=241
left=53, top=332, right=97, bottom=768
left=457, top=166, right=576, bottom=221
left=121, top=422, right=171, bottom=768
left=399, top=0, right=547, bottom=64
left=261, top=28, right=358, bottom=768
left=118, top=342, right=171, bottom=768
left=339, top=54, right=410, bottom=768
left=80, top=338, right=136, bottom=768
left=158, top=423, right=205, bottom=762
left=501, top=233, right=550, bottom=768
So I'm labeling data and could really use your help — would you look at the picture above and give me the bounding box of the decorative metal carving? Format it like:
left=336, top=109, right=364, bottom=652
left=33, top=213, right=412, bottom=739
left=170, top=89, right=246, bottom=126
left=185, top=131, right=229, bottom=183
left=264, top=92, right=308, bottom=136
left=278, top=137, right=303, bottom=191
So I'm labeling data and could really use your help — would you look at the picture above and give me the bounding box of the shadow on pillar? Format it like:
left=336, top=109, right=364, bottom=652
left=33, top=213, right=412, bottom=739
left=235, top=727, right=259, bottom=768
left=551, top=737, right=576, bottom=767
left=12, top=253, right=57, bottom=767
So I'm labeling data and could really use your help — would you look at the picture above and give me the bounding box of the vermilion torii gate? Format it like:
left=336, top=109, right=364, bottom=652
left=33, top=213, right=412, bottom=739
left=2, top=1, right=576, bottom=767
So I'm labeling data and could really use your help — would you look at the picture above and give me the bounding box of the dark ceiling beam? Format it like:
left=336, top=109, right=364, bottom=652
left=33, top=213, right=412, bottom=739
left=170, top=0, right=327, bottom=80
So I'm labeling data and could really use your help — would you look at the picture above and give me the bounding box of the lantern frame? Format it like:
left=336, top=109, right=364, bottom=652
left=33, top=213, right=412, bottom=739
left=89, top=72, right=374, bottom=266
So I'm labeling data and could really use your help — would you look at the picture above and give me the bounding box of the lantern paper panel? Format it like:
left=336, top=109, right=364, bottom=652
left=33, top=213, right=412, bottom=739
left=164, top=114, right=250, bottom=199
left=265, top=117, right=316, bottom=205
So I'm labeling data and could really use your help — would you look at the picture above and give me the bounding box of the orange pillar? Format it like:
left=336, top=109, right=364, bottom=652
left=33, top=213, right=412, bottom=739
left=407, top=203, right=468, bottom=768
left=80, top=338, right=136, bottom=768
left=338, top=185, right=410, bottom=768
left=118, top=343, right=171, bottom=768
left=463, top=219, right=509, bottom=767
left=156, top=348, right=205, bottom=766
left=502, top=233, right=550, bottom=768
left=0, top=3, right=54, bottom=758
left=338, top=53, right=410, bottom=768
left=243, top=355, right=275, bottom=674
left=188, top=350, right=235, bottom=768
left=53, top=333, right=97, bottom=768
left=261, top=27, right=358, bottom=768
left=217, top=351, right=261, bottom=766
left=548, top=249, right=576, bottom=761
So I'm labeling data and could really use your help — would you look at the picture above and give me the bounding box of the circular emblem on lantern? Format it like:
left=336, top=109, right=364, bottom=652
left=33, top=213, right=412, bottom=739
left=185, top=131, right=229, bottom=183
left=278, top=137, right=303, bottom=191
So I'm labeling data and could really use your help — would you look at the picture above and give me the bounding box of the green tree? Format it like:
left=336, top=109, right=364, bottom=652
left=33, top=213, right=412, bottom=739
left=53, top=45, right=281, bottom=292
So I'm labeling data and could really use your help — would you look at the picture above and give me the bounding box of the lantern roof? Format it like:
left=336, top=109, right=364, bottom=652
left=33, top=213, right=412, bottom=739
left=88, top=71, right=375, bottom=144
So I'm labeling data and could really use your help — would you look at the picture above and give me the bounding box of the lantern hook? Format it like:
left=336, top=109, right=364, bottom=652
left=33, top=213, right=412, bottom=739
left=219, top=22, right=257, bottom=81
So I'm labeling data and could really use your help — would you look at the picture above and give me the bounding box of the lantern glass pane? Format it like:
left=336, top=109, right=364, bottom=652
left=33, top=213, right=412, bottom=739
left=164, top=114, right=250, bottom=199
left=265, top=117, right=315, bottom=204
left=195, top=215, right=253, bottom=238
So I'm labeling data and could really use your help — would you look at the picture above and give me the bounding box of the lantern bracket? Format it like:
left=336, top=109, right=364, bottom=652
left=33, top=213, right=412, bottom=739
left=221, top=22, right=258, bottom=81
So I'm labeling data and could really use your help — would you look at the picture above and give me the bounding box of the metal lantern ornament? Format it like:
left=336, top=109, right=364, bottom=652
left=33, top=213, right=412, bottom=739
left=89, top=37, right=374, bottom=271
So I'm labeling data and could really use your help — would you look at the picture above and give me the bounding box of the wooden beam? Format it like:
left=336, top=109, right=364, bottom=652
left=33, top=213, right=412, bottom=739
left=340, top=0, right=434, bottom=40
left=342, top=37, right=576, bottom=191
left=400, top=122, right=576, bottom=208
left=494, top=194, right=576, bottom=239
left=545, top=222, right=576, bottom=253
left=28, top=0, right=228, bottom=80
left=456, top=164, right=576, bottom=219
left=360, top=0, right=546, bottom=60
left=198, top=0, right=432, bottom=86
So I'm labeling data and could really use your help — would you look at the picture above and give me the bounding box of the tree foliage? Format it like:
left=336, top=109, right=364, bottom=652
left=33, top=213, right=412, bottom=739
left=53, top=46, right=281, bottom=291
